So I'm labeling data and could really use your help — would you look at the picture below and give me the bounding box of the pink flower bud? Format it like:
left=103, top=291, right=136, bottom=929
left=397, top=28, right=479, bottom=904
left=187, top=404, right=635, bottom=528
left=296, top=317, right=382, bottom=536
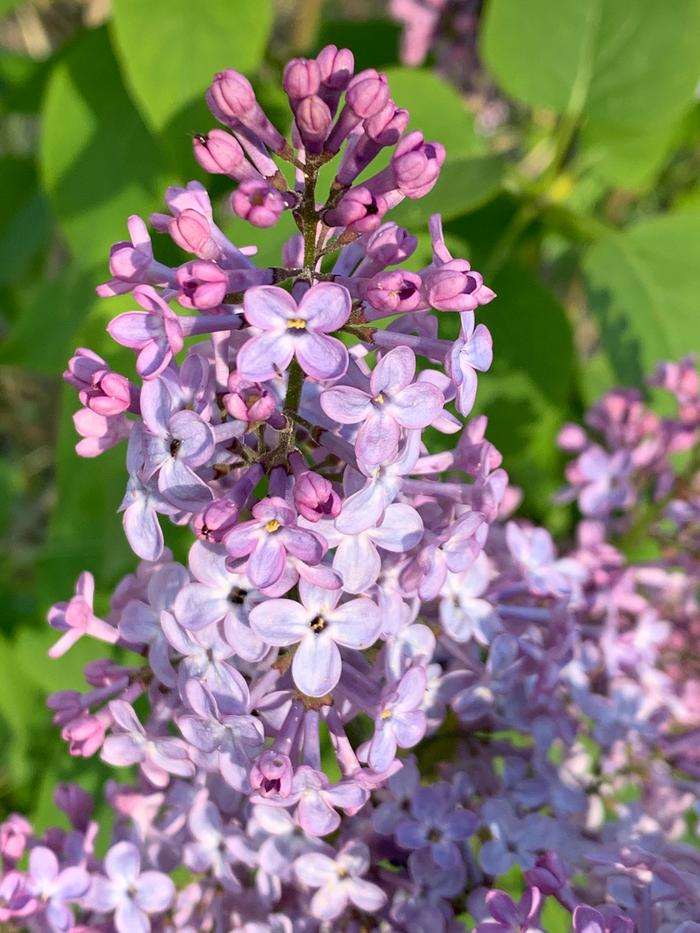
left=323, top=186, right=388, bottom=234
left=193, top=129, right=256, bottom=180
left=391, top=131, right=446, bottom=199
left=282, top=233, right=304, bottom=269
left=365, top=102, right=409, bottom=145
left=423, top=260, right=495, bottom=312
left=0, top=815, right=32, bottom=865
left=283, top=58, right=321, bottom=101
left=346, top=68, right=390, bottom=118
left=363, top=269, right=424, bottom=313
left=64, top=349, right=134, bottom=417
left=208, top=70, right=285, bottom=153
left=169, top=209, right=219, bottom=260
left=294, top=471, right=341, bottom=522
left=231, top=179, right=287, bottom=228
left=223, top=373, right=276, bottom=424
left=317, top=44, right=354, bottom=90
left=250, top=751, right=294, bottom=798
left=176, top=260, right=229, bottom=309
left=295, top=95, right=333, bottom=152
left=360, top=223, right=418, bottom=273
left=524, top=852, right=569, bottom=895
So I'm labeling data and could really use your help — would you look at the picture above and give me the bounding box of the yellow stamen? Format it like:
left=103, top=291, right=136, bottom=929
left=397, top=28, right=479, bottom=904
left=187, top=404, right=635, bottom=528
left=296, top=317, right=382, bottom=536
left=380, top=708, right=392, bottom=720
left=287, top=318, right=306, bottom=329
left=265, top=519, right=281, bottom=533
left=374, top=393, right=385, bottom=405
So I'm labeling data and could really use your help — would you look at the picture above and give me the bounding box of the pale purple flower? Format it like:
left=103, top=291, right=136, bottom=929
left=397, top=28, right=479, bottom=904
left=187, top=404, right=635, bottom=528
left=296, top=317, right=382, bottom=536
left=395, top=781, right=476, bottom=868
left=569, top=445, right=635, bottom=517
left=237, top=283, right=350, bottom=382
left=25, top=846, right=90, bottom=933
left=249, top=581, right=381, bottom=697
left=447, top=310, right=493, bottom=416
left=178, top=680, right=263, bottom=792
left=48, top=572, right=118, bottom=658
left=118, top=561, right=189, bottom=686
left=475, top=887, right=542, bottom=933
left=183, top=796, right=255, bottom=892
left=479, top=800, right=556, bottom=875
left=572, top=905, right=635, bottom=933
left=294, top=840, right=386, bottom=921
left=224, top=497, right=324, bottom=590
left=174, top=540, right=266, bottom=660
left=371, top=755, right=421, bottom=835
left=506, top=522, right=587, bottom=602
left=107, top=285, right=184, bottom=380
left=138, top=376, right=215, bottom=511
left=87, top=841, right=174, bottom=933
left=320, top=346, right=443, bottom=465
left=101, top=700, right=195, bottom=787
left=366, top=666, right=427, bottom=771
left=160, top=611, right=249, bottom=714
left=439, top=554, right=500, bottom=645
left=307, top=502, right=423, bottom=594
left=64, top=348, right=135, bottom=415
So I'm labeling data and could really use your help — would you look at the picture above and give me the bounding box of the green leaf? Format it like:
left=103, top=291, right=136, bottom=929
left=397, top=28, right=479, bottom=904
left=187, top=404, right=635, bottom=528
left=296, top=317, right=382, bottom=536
left=0, top=157, right=52, bottom=286
left=582, top=211, right=700, bottom=388
left=391, top=155, right=504, bottom=229
left=40, top=26, right=167, bottom=267
left=481, top=0, right=700, bottom=186
left=111, top=0, right=273, bottom=131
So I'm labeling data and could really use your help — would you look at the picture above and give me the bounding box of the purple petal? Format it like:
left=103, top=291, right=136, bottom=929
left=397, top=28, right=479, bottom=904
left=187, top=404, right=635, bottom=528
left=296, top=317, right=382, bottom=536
left=236, top=331, right=294, bottom=381
left=158, top=457, right=213, bottom=511
left=292, top=634, right=342, bottom=697
left=309, top=883, right=348, bottom=920
left=105, top=841, right=140, bottom=885
left=101, top=735, right=144, bottom=767
left=249, top=598, right=309, bottom=645
left=107, top=312, right=152, bottom=348
left=134, top=871, right=175, bottom=913
left=370, top=503, right=423, bottom=552
left=330, top=597, right=381, bottom=649
left=280, top=526, right=324, bottom=563
left=115, top=897, right=149, bottom=933
left=294, top=852, right=336, bottom=887
left=486, top=890, right=519, bottom=925
left=175, top=583, right=226, bottom=631
left=356, top=412, right=399, bottom=465
left=334, top=534, right=380, bottom=594
left=320, top=386, right=372, bottom=424
left=298, top=282, right=351, bottom=331
left=347, top=878, right=387, bottom=913
left=168, top=411, right=215, bottom=466
left=29, top=847, right=59, bottom=885
left=391, top=382, right=443, bottom=429
left=137, top=339, right=171, bottom=381
left=248, top=534, right=287, bottom=589
left=370, top=346, right=415, bottom=396
left=368, top=724, right=397, bottom=772
left=123, top=499, right=164, bottom=562
left=296, top=789, right=340, bottom=837
left=55, top=866, right=90, bottom=899
left=244, top=285, right=297, bottom=329
left=295, top=333, right=348, bottom=381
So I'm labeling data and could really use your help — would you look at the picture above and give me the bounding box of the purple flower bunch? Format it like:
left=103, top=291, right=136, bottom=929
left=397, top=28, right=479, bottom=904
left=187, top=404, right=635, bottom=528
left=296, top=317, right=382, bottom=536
left=2, top=44, right=700, bottom=933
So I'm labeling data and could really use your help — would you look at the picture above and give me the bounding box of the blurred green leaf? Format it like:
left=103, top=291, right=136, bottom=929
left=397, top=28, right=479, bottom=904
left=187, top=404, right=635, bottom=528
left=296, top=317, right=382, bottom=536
left=111, top=0, right=273, bottom=131
left=582, top=211, right=700, bottom=388
left=482, top=0, right=700, bottom=186
left=40, top=26, right=167, bottom=267
left=0, top=157, right=52, bottom=286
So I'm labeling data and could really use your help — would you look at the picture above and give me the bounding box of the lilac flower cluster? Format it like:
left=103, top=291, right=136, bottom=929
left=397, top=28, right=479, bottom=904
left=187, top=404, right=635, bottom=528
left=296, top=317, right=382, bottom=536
left=2, top=45, right=700, bottom=933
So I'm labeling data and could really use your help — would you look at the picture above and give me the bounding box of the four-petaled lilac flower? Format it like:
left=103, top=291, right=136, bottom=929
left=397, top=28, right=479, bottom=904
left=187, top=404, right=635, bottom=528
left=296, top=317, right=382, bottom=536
left=447, top=310, right=493, bottom=416
left=474, top=887, right=542, bottom=933
left=87, top=841, right=174, bottom=933
left=439, top=554, right=500, bottom=645
left=572, top=905, right=635, bottom=933
left=139, top=376, right=215, bottom=511
left=174, top=540, right=266, bottom=660
left=224, top=497, right=324, bottom=590
left=183, top=796, right=255, bottom=892
left=366, top=666, right=427, bottom=771
left=249, top=581, right=381, bottom=697
left=237, top=283, right=350, bottom=382
left=395, top=781, right=476, bottom=868
left=48, top=571, right=118, bottom=658
left=101, top=700, right=195, bottom=788
left=294, top=840, right=386, bottom=921
left=107, top=285, right=184, bottom=380
left=320, top=346, right=443, bottom=465
left=286, top=766, right=369, bottom=836
left=25, top=846, right=90, bottom=933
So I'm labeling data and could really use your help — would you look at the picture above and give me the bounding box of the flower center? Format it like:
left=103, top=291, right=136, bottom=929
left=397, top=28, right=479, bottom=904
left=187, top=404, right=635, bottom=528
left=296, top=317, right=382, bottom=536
left=169, top=437, right=182, bottom=457
left=309, top=615, right=327, bottom=634
left=228, top=586, right=248, bottom=605
left=287, top=318, right=306, bottom=330
left=265, top=519, right=281, bottom=533
left=374, top=393, right=385, bottom=405
left=380, top=708, right=393, bottom=720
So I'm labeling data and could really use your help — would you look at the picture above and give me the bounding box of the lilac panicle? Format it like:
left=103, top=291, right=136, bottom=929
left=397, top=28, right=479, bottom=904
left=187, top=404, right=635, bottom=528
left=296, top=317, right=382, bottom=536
left=4, top=34, right=696, bottom=933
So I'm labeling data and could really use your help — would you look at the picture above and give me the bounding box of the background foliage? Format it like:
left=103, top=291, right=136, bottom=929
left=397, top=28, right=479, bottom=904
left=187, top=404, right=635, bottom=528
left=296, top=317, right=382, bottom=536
left=0, top=0, right=698, bottom=858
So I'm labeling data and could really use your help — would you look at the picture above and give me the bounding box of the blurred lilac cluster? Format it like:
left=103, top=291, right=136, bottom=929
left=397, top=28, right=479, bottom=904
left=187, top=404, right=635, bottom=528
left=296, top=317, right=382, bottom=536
left=1, top=44, right=699, bottom=933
